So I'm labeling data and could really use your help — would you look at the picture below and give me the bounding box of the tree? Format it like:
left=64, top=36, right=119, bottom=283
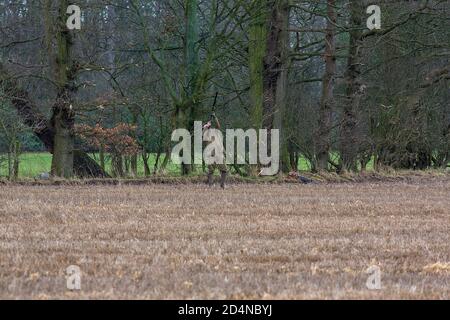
left=261, top=0, right=291, bottom=173
left=339, top=0, right=365, bottom=172
left=0, top=87, right=27, bottom=180
left=46, top=0, right=77, bottom=178
left=315, top=0, right=337, bottom=171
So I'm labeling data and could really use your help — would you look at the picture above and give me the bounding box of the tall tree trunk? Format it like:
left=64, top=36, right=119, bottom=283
left=143, top=152, right=151, bottom=176
left=263, top=0, right=291, bottom=173
left=315, top=0, right=337, bottom=171
left=339, top=0, right=364, bottom=172
left=48, top=0, right=76, bottom=178
left=248, top=1, right=268, bottom=175
left=177, top=0, right=200, bottom=175
left=249, top=1, right=267, bottom=130
left=51, top=91, right=75, bottom=178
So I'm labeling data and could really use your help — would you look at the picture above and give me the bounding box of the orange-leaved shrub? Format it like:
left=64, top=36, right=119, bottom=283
left=75, top=123, right=140, bottom=156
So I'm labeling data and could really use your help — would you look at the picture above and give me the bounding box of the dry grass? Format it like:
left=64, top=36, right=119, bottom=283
left=0, top=178, right=449, bottom=299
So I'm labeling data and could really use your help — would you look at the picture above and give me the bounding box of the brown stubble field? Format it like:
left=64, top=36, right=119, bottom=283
left=0, top=179, right=449, bottom=299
